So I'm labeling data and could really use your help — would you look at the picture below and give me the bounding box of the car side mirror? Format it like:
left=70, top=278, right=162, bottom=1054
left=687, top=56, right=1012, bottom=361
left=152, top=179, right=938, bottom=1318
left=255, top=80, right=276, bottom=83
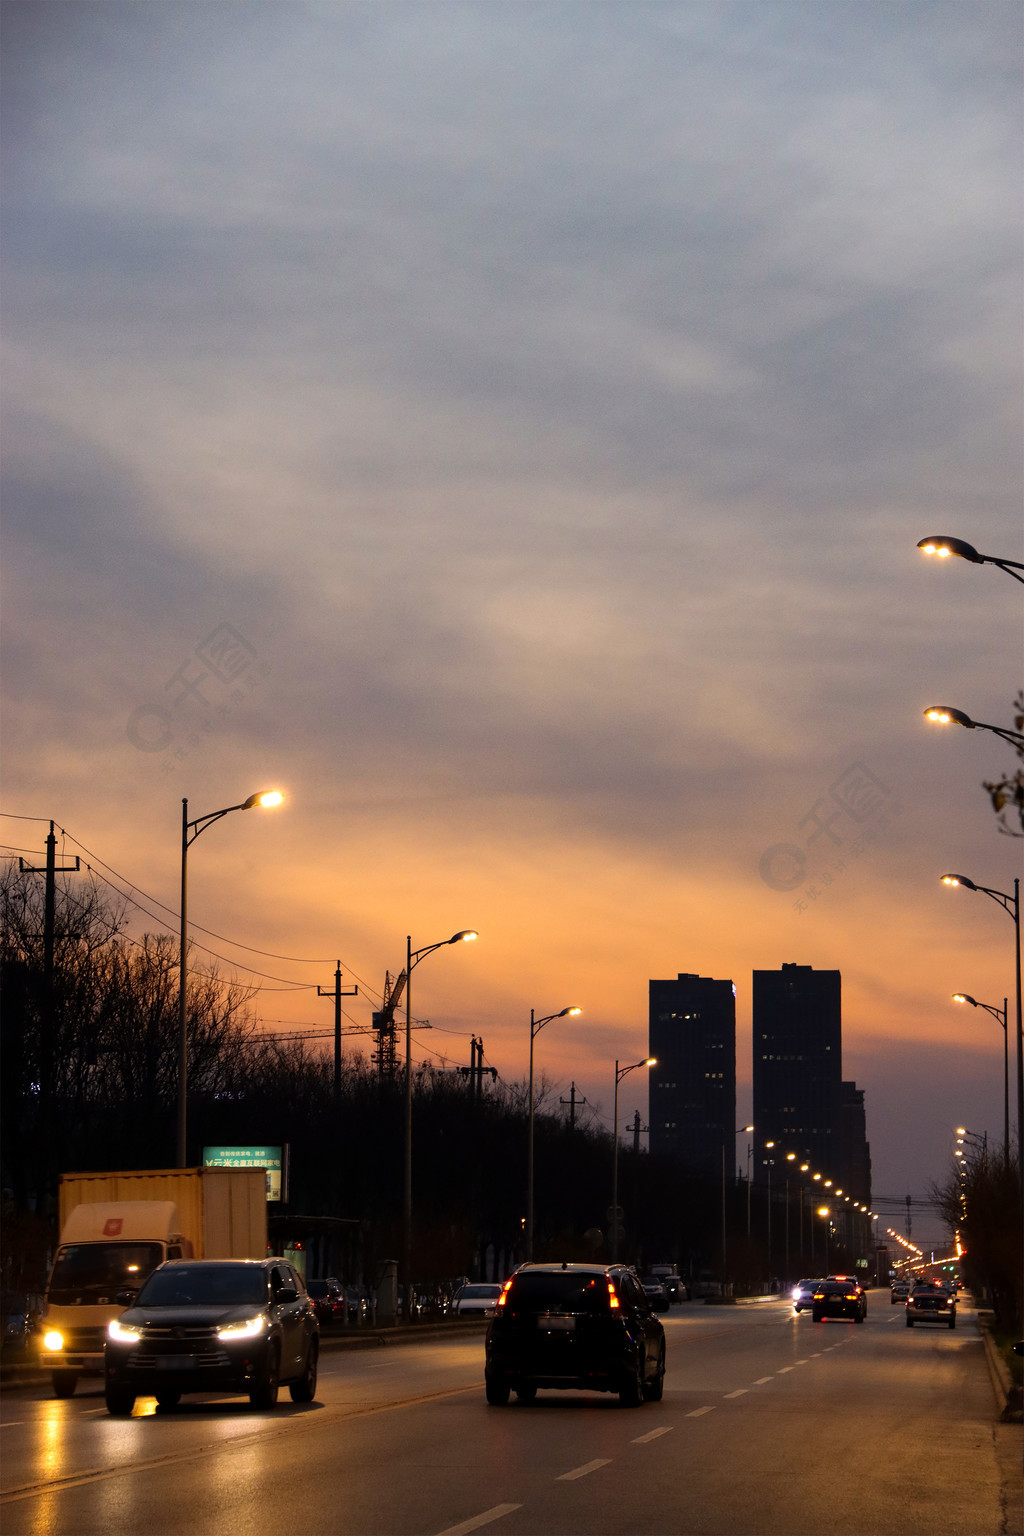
left=276, top=1285, right=297, bottom=1305
left=115, top=1288, right=137, bottom=1306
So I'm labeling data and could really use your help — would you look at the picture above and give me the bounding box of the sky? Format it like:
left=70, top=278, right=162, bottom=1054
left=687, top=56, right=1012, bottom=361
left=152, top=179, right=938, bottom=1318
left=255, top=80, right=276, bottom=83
left=3, top=1, right=1021, bottom=1254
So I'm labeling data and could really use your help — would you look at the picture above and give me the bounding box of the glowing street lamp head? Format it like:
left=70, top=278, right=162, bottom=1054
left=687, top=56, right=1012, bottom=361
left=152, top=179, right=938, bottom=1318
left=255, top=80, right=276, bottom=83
left=952, top=994, right=976, bottom=1007
left=942, top=873, right=977, bottom=891
left=645, top=1057, right=657, bottom=1068
left=449, top=930, right=478, bottom=944
left=917, top=536, right=982, bottom=563
left=924, top=706, right=974, bottom=729
left=559, top=1007, right=582, bottom=1018
left=242, top=789, right=284, bottom=810
left=817, top=1206, right=830, bottom=1218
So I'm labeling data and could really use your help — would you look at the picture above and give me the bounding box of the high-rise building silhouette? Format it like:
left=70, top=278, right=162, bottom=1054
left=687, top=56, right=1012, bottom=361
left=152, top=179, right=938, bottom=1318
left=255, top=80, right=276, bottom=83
left=649, top=972, right=736, bottom=1176
left=752, top=963, right=842, bottom=1181
left=840, top=1080, right=872, bottom=1206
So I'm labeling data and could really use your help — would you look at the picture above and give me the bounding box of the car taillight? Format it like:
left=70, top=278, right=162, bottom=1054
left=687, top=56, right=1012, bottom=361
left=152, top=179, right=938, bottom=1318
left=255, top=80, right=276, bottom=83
left=496, top=1279, right=512, bottom=1309
left=608, top=1282, right=620, bottom=1310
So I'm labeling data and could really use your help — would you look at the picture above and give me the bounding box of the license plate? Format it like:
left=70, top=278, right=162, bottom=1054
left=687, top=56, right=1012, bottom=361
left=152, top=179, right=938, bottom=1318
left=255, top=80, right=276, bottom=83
left=540, top=1316, right=575, bottom=1331
left=157, top=1355, right=196, bottom=1369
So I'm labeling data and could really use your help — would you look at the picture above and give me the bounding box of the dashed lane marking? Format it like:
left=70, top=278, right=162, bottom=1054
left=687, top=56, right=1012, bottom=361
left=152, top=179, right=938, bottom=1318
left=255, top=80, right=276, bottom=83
left=776, top=1366, right=794, bottom=1373
left=557, top=1459, right=612, bottom=1481
left=723, top=1390, right=748, bottom=1399
left=632, top=1426, right=672, bottom=1443
left=437, top=1504, right=523, bottom=1536
left=753, top=1376, right=773, bottom=1384
left=686, top=1406, right=715, bottom=1418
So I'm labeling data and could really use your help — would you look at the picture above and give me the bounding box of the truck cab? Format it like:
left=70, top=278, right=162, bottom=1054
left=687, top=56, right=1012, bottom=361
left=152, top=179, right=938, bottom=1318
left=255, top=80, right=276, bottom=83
left=40, top=1201, right=191, bottom=1397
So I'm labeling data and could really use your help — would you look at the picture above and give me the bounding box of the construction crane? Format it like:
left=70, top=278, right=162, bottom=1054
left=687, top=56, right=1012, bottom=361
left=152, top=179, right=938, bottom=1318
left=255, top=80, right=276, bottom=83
left=371, top=969, right=407, bottom=1082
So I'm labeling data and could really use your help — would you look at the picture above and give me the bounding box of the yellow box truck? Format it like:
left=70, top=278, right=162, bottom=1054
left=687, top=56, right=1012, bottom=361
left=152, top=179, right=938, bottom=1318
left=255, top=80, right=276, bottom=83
left=40, top=1167, right=267, bottom=1397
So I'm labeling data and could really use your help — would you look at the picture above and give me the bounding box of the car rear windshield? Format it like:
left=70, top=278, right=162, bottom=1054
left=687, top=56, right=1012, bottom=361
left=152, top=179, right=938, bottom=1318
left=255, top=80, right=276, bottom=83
left=504, top=1272, right=612, bottom=1313
left=136, top=1265, right=268, bottom=1307
left=47, top=1243, right=165, bottom=1303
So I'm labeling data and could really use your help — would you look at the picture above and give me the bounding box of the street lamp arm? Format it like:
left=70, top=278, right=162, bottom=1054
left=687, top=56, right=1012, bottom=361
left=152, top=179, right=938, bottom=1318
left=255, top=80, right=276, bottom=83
left=408, top=930, right=479, bottom=969
left=941, top=875, right=1018, bottom=921
left=186, top=790, right=284, bottom=848
left=917, top=536, right=1024, bottom=583
left=924, top=708, right=1024, bottom=748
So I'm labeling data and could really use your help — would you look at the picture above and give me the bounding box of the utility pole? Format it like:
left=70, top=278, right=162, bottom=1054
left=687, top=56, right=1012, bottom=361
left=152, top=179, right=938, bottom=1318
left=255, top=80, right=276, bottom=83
left=317, top=961, right=358, bottom=1102
left=630, top=1108, right=648, bottom=1155
left=20, top=822, right=80, bottom=1177
left=458, top=1037, right=496, bottom=1098
left=560, top=1082, right=587, bottom=1129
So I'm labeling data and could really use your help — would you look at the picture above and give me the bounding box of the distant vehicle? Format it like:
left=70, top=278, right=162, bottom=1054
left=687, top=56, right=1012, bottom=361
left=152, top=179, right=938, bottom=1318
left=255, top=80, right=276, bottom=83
left=484, top=1262, right=665, bottom=1407
left=649, top=1266, right=686, bottom=1302
left=811, top=1278, right=867, bottom=1323
left=103, top=1258, right=318, bottom=1415
left=640, top=1278, right=671, bottom=1312
left=3, top=1293, right=41, bottom=1352
left=906, top=1281, right=956, bottom=1330
left=306, top=1277, right=345, bottom=1324
left=791, top=1279, right=821, bottom=1313
left=452, top=1283, right=504, bottom=1316
left=890, top=1277, right=912, bottom=1304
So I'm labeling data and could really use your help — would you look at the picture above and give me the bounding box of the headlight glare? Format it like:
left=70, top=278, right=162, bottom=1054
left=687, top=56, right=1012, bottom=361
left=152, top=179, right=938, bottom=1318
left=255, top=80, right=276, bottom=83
left=107, top=1318, right=143, bottom=1343
left=43, top=1330, right=65, bottom=1352
left=216, top=1315, right=266, bottom=1341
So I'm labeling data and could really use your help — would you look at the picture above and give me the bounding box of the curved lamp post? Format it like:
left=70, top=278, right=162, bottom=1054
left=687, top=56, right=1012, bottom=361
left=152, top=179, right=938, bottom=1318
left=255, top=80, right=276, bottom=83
left=917, top=535, right=1024, bottom=586
left=402, top=929, right=477, bottom=1320
left=721, top=1124, right=753, bottom=1276
left=178, top=790, right=283, bottom=1166
left=611, top=1057, right=655, bottom=1261
left=953, top=994, right=1009, bottom=1166
left=941, top=874, right=1022, bottom=1196
left=924, top=707, right=1024, bottom=750
left=526, top=1007, right=581, bottom=1261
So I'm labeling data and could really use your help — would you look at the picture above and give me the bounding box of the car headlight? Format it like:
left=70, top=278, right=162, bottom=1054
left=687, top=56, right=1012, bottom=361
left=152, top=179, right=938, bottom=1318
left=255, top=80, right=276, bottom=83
left=216, top=1316, right=267, bottom=1341
left=107, top=1319, right=143, bottom=1343
left=42, top=1330, right=65, bottom=1353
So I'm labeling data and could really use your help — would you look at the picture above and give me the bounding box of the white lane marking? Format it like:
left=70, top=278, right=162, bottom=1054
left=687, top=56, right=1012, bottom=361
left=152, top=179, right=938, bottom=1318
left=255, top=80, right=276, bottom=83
left=753, top=1376, right=773, bottom=1384
left=631, top=1426, right=672, bottom=1443
left=776, top=1366, right=794, bottom=1374
left=808, top=1352, right=822, bottom=1357
left=686, top=1406, right=715, bottom=1417
left=0, top=1423, right=25, bottom=1428
left=437, top=1505, right=523, bottom=1536
left=557, top=1458, right=612, bottom=1481
left=723, top=1389, right=747, bottom=1399
left=794, top=1359, right=808, bottom=1365
left=82, top=1409, right=107, bottom=1416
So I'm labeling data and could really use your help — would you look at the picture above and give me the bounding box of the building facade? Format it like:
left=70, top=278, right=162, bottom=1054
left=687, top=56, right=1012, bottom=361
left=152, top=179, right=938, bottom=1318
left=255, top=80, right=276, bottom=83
left=752, top=963, right=842, bottom=1182
left=649, top=972, right=736, bottom=1177
left=840, top=1080, right=872, bottom=1207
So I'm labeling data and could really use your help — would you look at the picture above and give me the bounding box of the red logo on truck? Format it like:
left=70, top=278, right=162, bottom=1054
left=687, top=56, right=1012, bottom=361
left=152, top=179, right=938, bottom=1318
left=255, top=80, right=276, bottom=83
left=103, top=1218, right=124, bottom=1236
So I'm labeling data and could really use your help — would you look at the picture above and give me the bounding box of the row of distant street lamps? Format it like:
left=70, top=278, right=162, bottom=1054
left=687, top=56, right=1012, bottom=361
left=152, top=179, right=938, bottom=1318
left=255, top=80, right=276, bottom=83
left=751, top=1137, right=876, bottom=1280
left=917, top=535, right=1023, bottom=1199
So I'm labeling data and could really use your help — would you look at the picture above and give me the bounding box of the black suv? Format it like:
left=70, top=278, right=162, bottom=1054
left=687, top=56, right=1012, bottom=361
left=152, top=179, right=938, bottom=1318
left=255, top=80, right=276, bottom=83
left=103, top=1259, right=318, bottom=1415
left=484, top=1262, right=665, bottom=1407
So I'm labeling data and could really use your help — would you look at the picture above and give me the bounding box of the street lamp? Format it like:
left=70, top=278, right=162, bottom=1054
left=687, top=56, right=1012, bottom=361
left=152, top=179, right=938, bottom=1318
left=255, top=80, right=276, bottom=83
left=611, top=1057, right=655, bottom=1262
left=953, top=994, right=1009, bottom=1166
left=722, top=1124, right=753, bottom=1277
left=402, top=929, right=477, bottom=1321
left=178, top=790, right=283, bottom=1167
left=941, top=874, right=1022, bottom=1197
left=817, top=1206, right=831, bottom=1269
left=917, top=535, right=1024, bottom=586
left=527, top=1006, right=581, bottom=1260
left=924, top=707, right=1024, bottom=750
left=763, top=1141, right=775, bottom=1275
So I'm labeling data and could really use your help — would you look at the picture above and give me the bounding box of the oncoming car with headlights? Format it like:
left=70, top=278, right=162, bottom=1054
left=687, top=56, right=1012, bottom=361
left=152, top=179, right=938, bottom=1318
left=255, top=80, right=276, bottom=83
left=103, top=1259, right=318, bottom=1415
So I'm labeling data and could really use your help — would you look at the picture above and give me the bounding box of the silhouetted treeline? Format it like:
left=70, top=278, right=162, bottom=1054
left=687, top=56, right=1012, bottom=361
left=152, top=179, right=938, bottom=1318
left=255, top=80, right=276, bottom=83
left=2, top=858, right=863, bottom=1295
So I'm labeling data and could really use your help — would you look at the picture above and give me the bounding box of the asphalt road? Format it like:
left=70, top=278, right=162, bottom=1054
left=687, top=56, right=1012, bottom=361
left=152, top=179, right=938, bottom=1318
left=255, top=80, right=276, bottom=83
left=1, top=1297, right=1019, bottom=1536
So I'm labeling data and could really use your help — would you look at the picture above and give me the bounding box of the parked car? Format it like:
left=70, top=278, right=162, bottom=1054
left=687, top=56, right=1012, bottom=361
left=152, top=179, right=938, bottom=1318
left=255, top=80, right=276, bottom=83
left=484, top=1262, right=665, bottom=1407
left=2, top=1293, right=42, bottom=1353
left=906, top=1281, right=956, bottom=1330
left=811, top=1277, right=867, bottom=1323
left=791, top=1278, right=821, bottom=1313
left=103, top=1258, right=318, bottom=1415
left=452, top=1283, right=504, bottom=1316
left=640, top=1278, right=671, bottom=1312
